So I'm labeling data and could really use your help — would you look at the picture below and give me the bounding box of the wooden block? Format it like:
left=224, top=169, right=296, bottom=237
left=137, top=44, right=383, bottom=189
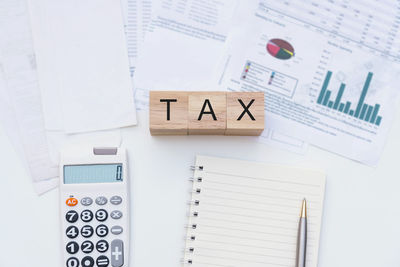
left=149, top=91, right=188, bottom=135
left=188, top=92, right=226, bottom=135
left=225, top=92, right=264, bottom=136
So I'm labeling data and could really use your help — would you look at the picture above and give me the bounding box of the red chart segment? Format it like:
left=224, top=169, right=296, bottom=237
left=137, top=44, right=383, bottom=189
left=267, top=39, right=295, bottom=60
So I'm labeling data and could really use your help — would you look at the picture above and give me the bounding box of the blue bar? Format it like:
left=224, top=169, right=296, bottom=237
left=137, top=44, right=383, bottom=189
left=360, top=104, right=368, bottom=120
left=339, top=103, right=345, bottom=112
left=323, top=90, right=331, bottom=106
left=365, top=105, right=374, bottom=122
left=355, top=72, right=373, bottom=118
left=344, top=102, right=351, bottom=114
left=349, top=110, right=354, bottom=116
left=317, top=71, right=333, bottom=104
left=333, top=83, right=345, bottom=110
left=376, top=116, right=382, bottom=126
left=370, top=104, right=380, bottom=124
left=328, top=101, right=334, bottom=108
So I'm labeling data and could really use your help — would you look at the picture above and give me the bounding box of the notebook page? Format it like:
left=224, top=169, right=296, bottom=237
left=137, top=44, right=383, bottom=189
left=184, top=156, right=326, bottom=267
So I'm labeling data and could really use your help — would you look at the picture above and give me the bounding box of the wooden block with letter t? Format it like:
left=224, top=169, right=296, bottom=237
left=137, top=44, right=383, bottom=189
left=225, top=92, right=264, bottom=136
left=188, top=92, right=227, bottom=135
left=149, top=91, right=188, bottom=135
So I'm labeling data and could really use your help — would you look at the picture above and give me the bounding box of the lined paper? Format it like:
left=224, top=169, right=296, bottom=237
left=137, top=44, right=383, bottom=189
left=184, top=156, right=326, bottom=267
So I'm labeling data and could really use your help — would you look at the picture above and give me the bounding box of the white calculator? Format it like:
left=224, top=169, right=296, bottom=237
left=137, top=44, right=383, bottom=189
left=60, top=147, right=129, bottom=267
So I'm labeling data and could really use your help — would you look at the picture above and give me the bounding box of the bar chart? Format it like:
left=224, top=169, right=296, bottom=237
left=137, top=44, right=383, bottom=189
left=316, top=71, right=382, bottom=126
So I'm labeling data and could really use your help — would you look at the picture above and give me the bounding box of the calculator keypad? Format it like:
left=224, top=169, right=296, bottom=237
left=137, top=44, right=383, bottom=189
left=96, top=240, right=109, bottom=253
left=81, top=241, right=94, bottom=254
left=66, top=241, right=79, bottom=254
left=64, top=194, right=125, bottom=267
left=80, top=210, right=93, bottom=222
left=66, top=257, right=79, bottom=267
left=66, top=226, right=79, bottom=239
left=95, top=209, right=108, bottom=222
left=81, top=256, right=94, bottom=267
left=110, top=210, right=123, bottom=220
left=66, top=211, right=79, bottom=223
left=110, top=196, right=122, bottom=205
left=96, top=225, right=109, bottom=237
left=81, top=197, right=93, bottom=206
left=95, top=196, right=108, bottom=206
left=80, top=225, right=94, bottom=238
left=96, top=255, right=110, bottom=267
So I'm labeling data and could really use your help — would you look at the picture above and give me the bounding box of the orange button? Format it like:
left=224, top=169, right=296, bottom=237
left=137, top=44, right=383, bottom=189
left=66, top=197, right=78, bottom=207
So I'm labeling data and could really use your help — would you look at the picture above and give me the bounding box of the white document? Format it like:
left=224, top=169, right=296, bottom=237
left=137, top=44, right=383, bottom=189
left=0, top=69, right=58, bottom=194
left=28, top=0, right=137, bottom=133
left=219, top=0, right=400, bottom=165
left=0, top=0, right=123, bottom=194
left=133, top=0, right=239, bottom=104
left=184, top=155, right=326, bottom=267
left=0, top=0, right=59, bottom=194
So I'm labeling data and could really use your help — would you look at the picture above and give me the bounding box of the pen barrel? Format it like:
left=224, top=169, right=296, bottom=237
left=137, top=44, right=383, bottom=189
left=296, top=217, right=307, bottom=267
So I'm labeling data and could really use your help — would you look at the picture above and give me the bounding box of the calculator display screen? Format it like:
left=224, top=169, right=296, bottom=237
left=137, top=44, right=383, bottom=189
left=63, top=164, right=123, bottom=184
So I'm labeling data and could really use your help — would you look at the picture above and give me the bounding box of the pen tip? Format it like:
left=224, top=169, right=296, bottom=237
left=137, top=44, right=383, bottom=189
left=301, top=198, right=307, bottom=218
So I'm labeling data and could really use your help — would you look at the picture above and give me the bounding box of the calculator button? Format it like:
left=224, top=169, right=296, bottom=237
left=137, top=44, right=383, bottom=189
left=66, top=197, right=78, bottom=207
left=66, top=241, right=79, bottom=254
left=81, top=197, right=93, bottom=206
left=96, top=224, right=109, bottom=237
left=95, top=209, right=108, bottom=222
left=96, top=256, right=110, bottom=267
left=81, top=240, right=94, bottom=254
left=66, top=226, right=79, bottom=239
left=110, top=226, right=123, bottom=235
left=96, top=240, right=109, bottom=253
left=110, top=196, right=122, bottom=205
left=81, top=256, right=94, bottom=267
left=95, top=196, right=108, bottom=205
left=65, top=210, right=79, bottom=223
left=110, top=210, right=123, bottom=220
left=66, top=257, right=80, bottom=267
left=111, top=239, right=124, bottom=267
left=80, top=210, right=93, bottom=222
left=81, top=225, right=94, bottom=238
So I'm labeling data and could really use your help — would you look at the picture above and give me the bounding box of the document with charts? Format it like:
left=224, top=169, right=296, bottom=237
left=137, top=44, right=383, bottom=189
left=218, top=0, right=400, bottom=165
left=132, top=0, right=307, bottom=154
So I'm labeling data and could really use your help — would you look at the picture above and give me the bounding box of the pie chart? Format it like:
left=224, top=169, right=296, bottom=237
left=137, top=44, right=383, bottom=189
left=267, top=38, right=294, bottom=60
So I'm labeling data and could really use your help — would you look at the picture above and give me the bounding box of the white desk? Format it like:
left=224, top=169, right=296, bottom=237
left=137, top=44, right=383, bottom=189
left=1, top=110, right=400, bottom=267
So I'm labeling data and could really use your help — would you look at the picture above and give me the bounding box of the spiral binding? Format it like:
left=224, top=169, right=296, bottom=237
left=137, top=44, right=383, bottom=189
left=183, top=165, right=204, bottom=265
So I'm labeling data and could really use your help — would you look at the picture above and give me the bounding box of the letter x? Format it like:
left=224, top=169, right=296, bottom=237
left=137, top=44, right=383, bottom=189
left=237, top=99, right=255, bottom=121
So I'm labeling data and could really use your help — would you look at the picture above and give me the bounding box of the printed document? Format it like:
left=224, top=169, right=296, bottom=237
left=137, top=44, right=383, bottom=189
left=133, top=0, right=239, bottom=104
left=219, top=0, right=400, bottom=165
left=0, top=0, right=58, bottom=193
left=121, top=0, right=155, bottom=76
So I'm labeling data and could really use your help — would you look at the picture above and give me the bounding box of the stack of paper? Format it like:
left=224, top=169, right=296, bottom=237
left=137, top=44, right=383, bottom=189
left=0, top=0, right=137, bottom=194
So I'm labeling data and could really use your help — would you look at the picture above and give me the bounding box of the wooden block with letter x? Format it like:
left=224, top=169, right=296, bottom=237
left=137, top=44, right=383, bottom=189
left=188, top=92, right=227, bottom=135
left=149, top=91, right=188, bottom=135
left=225, top=92, right=264, bottom=136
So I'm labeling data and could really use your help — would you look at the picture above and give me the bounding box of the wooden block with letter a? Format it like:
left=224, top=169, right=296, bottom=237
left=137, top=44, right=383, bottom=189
left=188, top=92, right=227, bottom=135
left=149, top=91, right=188, bottom=135
left=225, top=92, right=264, bottom=136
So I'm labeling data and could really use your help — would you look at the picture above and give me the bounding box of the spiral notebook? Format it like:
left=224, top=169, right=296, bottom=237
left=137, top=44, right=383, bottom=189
left=183, top=156, right=326, bottom=267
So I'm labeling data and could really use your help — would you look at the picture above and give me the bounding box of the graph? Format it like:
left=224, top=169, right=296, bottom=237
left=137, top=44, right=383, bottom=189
left=267, top=39, right=295, bottom=60
left=317, top=71, right=382, bottom=126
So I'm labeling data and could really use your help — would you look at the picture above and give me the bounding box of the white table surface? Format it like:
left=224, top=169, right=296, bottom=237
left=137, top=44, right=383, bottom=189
left=1, top=110, right=400, bottom=267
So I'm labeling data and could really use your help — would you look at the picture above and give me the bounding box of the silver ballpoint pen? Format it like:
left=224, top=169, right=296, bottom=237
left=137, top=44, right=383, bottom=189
left=296, top=198, right=307, bottom=267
